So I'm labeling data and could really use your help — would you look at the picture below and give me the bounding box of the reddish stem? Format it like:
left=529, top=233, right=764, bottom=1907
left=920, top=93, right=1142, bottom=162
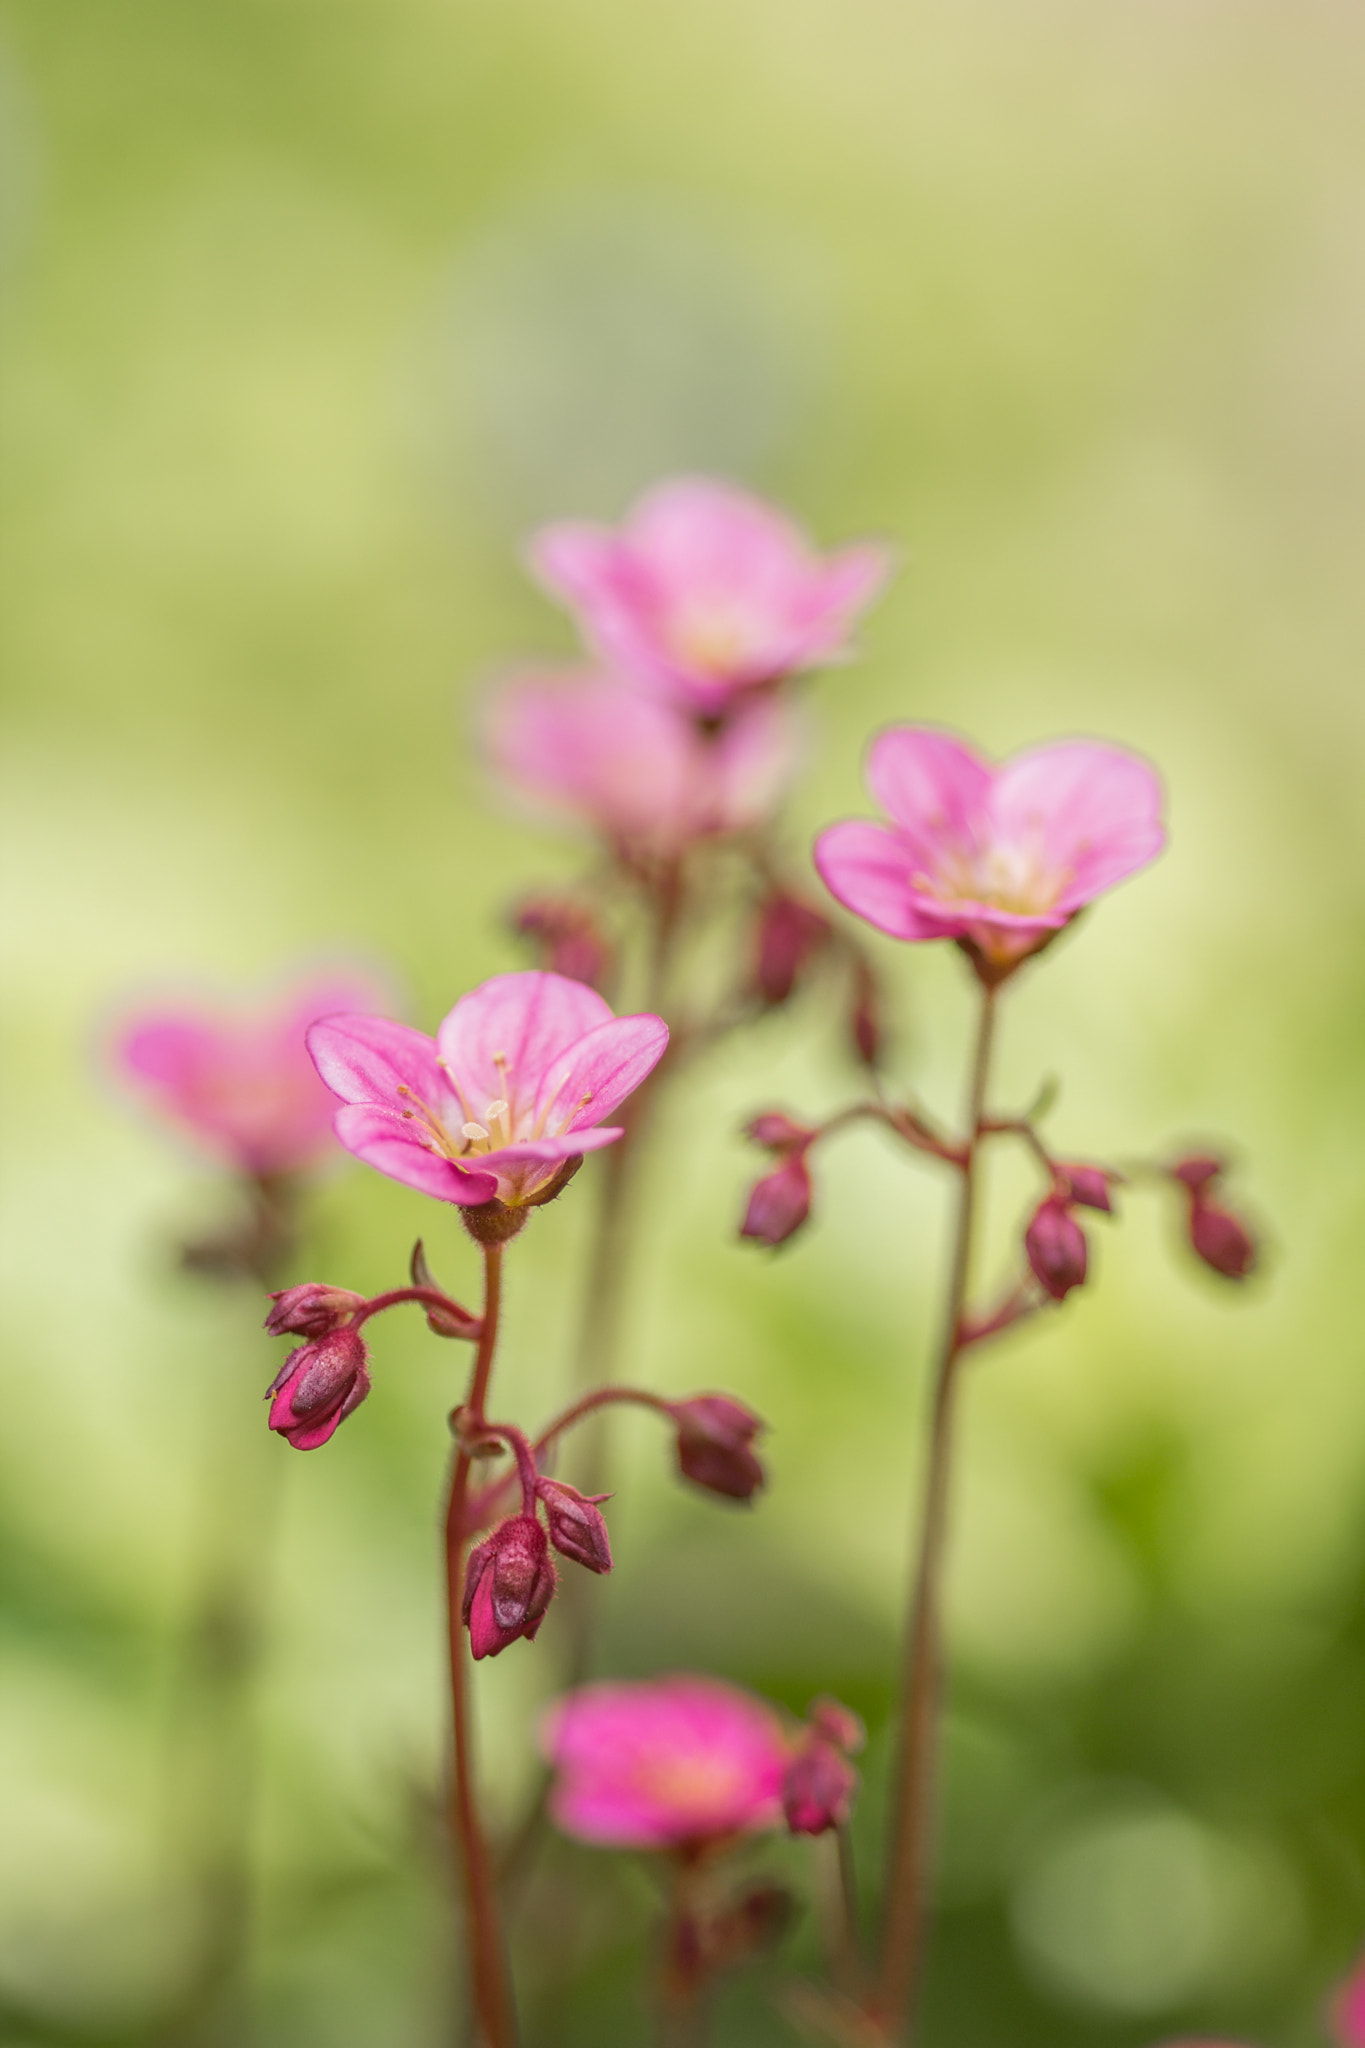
left=874, top=979, right=998, bottom=2044
left=356, top=1285, right=480, bottom=1335
left=444, top=1245, right=518, bottom=2048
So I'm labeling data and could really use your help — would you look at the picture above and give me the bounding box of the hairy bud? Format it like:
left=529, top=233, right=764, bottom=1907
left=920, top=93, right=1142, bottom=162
left=740, top=1153, right=813, bottom=1247
left=462, top=1513, right=557, bottom=1659
left=1025, top=1196, right=1089, bottom=1301
left=537, top=1478, right=613, bottom=1574
left=266, top=1325, right=370, bottom=1451
left=264, top=1283, right=366, bottom=1338
left=669, top=1394, right=766, bottom=1503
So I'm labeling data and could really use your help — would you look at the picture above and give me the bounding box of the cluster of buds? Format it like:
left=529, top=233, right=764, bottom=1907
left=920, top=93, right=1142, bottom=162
left=463, top=1473, right=613, bottom=1660
left=740, top=1113, right=819, bottom=1248
left=1022, top=1163, right=1116, bottom=1303
left=782, top=1697, right=866, bottom=1836
left=1170, top=1154, right=1258, bottom=1280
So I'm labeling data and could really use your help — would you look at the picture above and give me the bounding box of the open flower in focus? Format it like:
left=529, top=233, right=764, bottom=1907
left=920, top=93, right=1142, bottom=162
left=115, top=970, right=391, bottom=1178
left=529, top=478, right=891, bottom=717
left=543, top=1675, right=790, bottom=1851
left=488, top=667, right=796, bottom=855
left=815, top=725, right=1165, bottom=976
left=307, top=970, right=667, bottom=1211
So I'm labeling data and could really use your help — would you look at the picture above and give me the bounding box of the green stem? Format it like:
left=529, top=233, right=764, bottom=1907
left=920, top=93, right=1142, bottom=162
left=873, top=979, right=997, bottom=2044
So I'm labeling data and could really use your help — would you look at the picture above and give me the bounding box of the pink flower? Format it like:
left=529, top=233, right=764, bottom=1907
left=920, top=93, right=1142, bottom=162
left=488, top=667, right=796, bottom=854
left=543, top=1676, right=791, bottom=1851
left=528, top=478, right=891, bottom=716
left=815, top=726, right=1165, bottom=975
left=1332, top=1949, right=1365, bottom=2047
left=266, top=1326, right=371, bottom=1451
left=116, top=970, right=391, bottom=1178
left=306, top=971, right=668, bottom=1211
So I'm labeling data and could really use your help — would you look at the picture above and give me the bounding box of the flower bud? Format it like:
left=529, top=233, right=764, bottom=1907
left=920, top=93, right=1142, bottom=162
left=782, top=1740, right=859, bottom=1836
left=1025, top=1196, right=1089, bottom=1301
left=266, top=1326, right=370, bottom=1450
left=1188, top=1194, right=1257, bottom=1280
left=753, top=892, right=831, bottom=1006
left=462, top=1513, right=557, bottom=1659
left=745, top=1110, right=816, bottom=1154
left=740, top=1153, right=812, bottom=1247
left=668, top=1394, right=766, bottom=1503
left=849, top=957, right=882, bottom=1069
left=537, top=1478, right=614, bottom=1574
left=514, top=895, right=613, bottom=990
left=1062, top=1163, right=1114, bottom=1214
left=1170, top=1152, right=1225, bottom=1194
left=807, top=1696, right=866, bottom=1755
left=264, top=1283, right=367, bottom=1338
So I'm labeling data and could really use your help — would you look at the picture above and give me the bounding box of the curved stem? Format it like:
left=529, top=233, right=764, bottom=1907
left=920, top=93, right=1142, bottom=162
left=874, top=980, right=997, bottom=2044
left=445, top=1246, right=518, bottom=2048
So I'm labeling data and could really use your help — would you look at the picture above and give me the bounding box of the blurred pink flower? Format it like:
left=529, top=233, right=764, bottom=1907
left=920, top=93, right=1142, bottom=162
left=488, top=667, right=796, bottom=855
left=307, top=970, right=667, bottom=1210
left=542, top=1675, right=791, bottom=1851
left=529, top=478, right=891, bottom=716
left=815, top=725, right=1165, bottom=975
left=116, top=970, right=391, bottom=1178
left=1332, top=1949, right=1365, bottom=2047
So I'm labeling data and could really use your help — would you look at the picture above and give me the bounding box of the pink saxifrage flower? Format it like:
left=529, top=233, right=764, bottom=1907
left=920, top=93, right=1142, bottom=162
left=529, top=478, right=891, bottom=717
left=116, top=970, right=391, bottom=1178
left=488, top=667, right=796, bottom=855
left=815, top=726, right=1165, bottom=975
left=306, top=970, right=668, bottom=1210
left=543, top=1675, right=791, bottom=1851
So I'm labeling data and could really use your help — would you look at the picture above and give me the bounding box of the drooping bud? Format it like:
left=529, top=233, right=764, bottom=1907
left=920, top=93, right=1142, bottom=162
left=668, top=1394, right=766, bottom=1502
left=745, top=1110, right=816, bottom=1154
left=1170, top=1153, right=1225, bottom=1194
left=266, top=1325, right=370, bottom=1450
left=1025, top=1196, right=1089, bottom=1301
left=783, top=1741, right=859, bottom=1836
left=807, top=1696, right=866, bottom=1755
left=462, top=1513, right=557, bottom=1659
left=514, top=895, right=614, bottom=990
left=264, top=1283, right=366, bottom=1338
left=753, top=892, right=831, bottom=1006
left=740, top=1153, right=813, bottom=1247
left=1188, top=1194, right=1257, bottom=1280
left=1062, top=1163, right=1115, bottom=1214
left=537, top=1478, right=614, bottom=1574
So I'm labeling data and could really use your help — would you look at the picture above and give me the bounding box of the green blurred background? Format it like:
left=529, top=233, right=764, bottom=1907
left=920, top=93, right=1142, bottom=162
left=3, top=2, right=1365, bottom=2043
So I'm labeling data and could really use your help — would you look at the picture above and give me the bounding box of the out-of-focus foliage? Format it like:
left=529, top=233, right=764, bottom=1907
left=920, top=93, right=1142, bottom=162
left=2, top=2, right=1365, bottom=2043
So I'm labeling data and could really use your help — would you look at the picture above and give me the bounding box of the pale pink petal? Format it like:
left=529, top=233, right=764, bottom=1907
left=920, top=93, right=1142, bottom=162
left=436, top=972, right=613, bottom=1122
left=306, top=1014, right=446, bottom=1109
left=533, top=1014, right=669, bottom=1135
left=809, top=542, right=895, bottom=624
left=119, top=1017, right=216, bottom=1088
left=629, top=477, right=810, bottom=597
left=487, top=669, right=696, bottom=845
left=993, top=741, right=1166, bottom=911
left=814, top=821, right=961, bottom=941
left=333, top=1105, right=498, bottom=1206
left=712, top=697, right=801, bottom=829
left=864, top=726, right=993, bottom=864
left=526, top=521, right=619, bottom=610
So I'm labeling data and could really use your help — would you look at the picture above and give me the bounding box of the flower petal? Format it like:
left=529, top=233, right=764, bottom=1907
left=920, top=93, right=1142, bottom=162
left=533, top=1014, right=669, bottom=1134
left=436, top=971, right=614, bottom=1121
left=307, top=1014, right=445, bottom=1109
left=864, top=725, right=993, bottom=864
left=992, top=741, right=1166, bottom=910
left=814, top=821, right=962, bottom=941
left=333, top=1105, right=498, bottom=1206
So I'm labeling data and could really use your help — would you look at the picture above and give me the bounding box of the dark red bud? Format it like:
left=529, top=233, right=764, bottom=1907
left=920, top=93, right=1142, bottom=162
left=745, top=1111, right=816, bottom=1154
left=669, top=1394, right=767, bottom=1503
left=264, top=1283, right=366, bottom=1338
left=740, top=1154, right=813, bottom=1247
left=514, top=895, right=613, bottom=990
left=462, top=1513, right=557, bottom=1659
left=265, top=1326, right=371, bottom=1450
left=807, top=1696, right=865, bottom=1755
left=783, top=1742, right=859, bottom=1835
left=1025, top=1196, right=1089, bottom=1301
left=536, top=1478, right=614, bottom=1574
left=1170, top=1153, right=1225, bottom=1193
left=1062, top=1164, right=1114, bottom=1214
left=1189, top=1194, right=1257, bottom=1280
left=753, top=892, right=831, bottom=1006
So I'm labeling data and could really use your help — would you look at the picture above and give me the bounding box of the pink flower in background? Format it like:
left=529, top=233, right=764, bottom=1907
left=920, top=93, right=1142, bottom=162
left=815, top=726, right=1165, bottom=974
left=543, top=1675, right=791, bottom=1851
left=307, top=970, right=667, bottom=1210
left=1331, top=1948, right=1365, bottom=2046
left=488, top=667, right=796, bottom=855
left=116, top=970, right=391, bottom=1177
left=529, top=478, right=891, bottom=717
